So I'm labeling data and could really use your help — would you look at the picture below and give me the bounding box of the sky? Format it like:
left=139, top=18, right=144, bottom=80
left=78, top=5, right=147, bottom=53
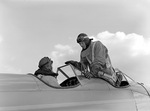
left=0, top=0, right=150, bottom=84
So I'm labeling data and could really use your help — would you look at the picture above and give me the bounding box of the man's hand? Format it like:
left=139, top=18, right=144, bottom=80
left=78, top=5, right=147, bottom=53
left=90, top=63, right=104, bottom=75
left=82, top=71, right=93, bottom=79
left=37, top=74, right=43, bottom=79
left=65, top=60, right=75, bottom=65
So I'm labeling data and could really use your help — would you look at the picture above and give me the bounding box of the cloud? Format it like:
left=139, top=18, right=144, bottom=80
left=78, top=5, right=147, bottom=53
left=54, top=44, right=75, bottom=56
left=51, top=44, right=76, bottom=59
left=95, top=31, right=150, bottom=56
left=50, top=44, right=79, bottom=71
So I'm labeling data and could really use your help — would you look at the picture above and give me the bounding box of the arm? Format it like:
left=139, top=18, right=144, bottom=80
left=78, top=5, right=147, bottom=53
left=49, top=72, right=58, bottom=77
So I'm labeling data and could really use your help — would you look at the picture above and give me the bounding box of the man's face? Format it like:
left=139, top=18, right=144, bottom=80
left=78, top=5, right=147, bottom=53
left=79, top=42, right=86, bottom=49
left=44, top=61, right=53, bottom=70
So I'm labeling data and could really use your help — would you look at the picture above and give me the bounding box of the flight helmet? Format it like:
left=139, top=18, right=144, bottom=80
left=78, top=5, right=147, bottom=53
left=38, top=57, right=53, bottom=68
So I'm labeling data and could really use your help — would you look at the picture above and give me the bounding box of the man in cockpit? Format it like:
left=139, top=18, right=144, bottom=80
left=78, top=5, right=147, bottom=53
left=65, top=33, right=122, bottom=87
left=34, top=57, right=60, bottom=87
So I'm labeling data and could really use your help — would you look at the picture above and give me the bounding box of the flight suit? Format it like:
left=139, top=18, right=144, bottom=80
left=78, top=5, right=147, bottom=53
left=80, top=41, right=117, bottom=84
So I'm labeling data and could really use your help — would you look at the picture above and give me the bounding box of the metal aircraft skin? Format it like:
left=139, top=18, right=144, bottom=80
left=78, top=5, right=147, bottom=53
left=0, top=64, right=150, bottom=111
